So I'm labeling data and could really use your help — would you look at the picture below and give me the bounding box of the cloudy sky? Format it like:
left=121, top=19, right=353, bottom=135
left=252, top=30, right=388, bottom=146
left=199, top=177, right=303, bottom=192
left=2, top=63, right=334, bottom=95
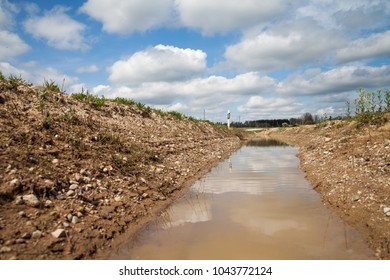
left=1, top=0, right=390, bottom=122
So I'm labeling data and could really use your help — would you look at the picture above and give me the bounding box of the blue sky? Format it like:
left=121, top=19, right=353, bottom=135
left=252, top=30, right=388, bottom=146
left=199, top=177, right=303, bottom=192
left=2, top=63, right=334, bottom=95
left=1, top=0, right=390, bottom=122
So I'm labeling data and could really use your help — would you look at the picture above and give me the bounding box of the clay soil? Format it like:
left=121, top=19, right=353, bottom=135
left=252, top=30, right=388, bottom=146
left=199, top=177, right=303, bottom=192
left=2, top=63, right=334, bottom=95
left=0, top=82, right=244, bottom=260
left=259, top=120, right=390, bottom=259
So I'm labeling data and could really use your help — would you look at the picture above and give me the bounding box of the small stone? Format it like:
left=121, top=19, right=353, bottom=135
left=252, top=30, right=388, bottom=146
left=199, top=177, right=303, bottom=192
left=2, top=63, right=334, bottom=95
left=22, top=194, right=40, bottom=207
left=43, top=179, right=54, bottom=188
left=384, top=139, right=390, bottom=146
left=15, top=239, right=25, bottom=244
left=0, top=246, right=11, bottom=253
left=56, top=194, right=65, bottom=200
left=352, top=195, right=360, bottom=202
left=103, top=165, right=113, bottom=173
left=71, top=216, right=79, bottom=224
left=32, top=230, right=42, bottom=239
left=155, top=168, right=163, bottom=174
left=140, top=177, right=147, bottom=184
left=114, top=196, right=122, bottom=202
left=21, top=233, right=31, bottom=239
left=51, top=229, right=65, bottom=238
left=66, top=190, right=74, bottom=196
left=45, top=200, right=53, bottom=208
left=83, top=176, right=91, bottom=183
left=142, top=193, right=149, bottom=198
left=69, top=184, right=78, bottom=190
left=76, top=212, right=83, bottom=218
left=18, top=211, right=26, bottom=217
left=63, top=222, right=70, bottom=228
left=9, top=179, right=20, bottom=189
left=9, top=169, right=17, bottom=175
left=67, top=213, right=73, bottom=222
left=325, top=137, right=332, bottom=142
left=384, top=207, right=390, bottom=216
left=15, top=196, right=23, bottom=205
left=50, top=211, right=59, bottom=217
left=52, top=159, right=59, bottom=164
left=74, top=173, right=82, bottom=182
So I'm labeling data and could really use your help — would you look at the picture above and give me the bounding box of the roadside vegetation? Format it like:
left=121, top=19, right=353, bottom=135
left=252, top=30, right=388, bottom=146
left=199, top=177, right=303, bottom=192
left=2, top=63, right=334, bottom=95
left=0, top=72, right=230, bottom=130
left=346, top=88, right=390, bottom=126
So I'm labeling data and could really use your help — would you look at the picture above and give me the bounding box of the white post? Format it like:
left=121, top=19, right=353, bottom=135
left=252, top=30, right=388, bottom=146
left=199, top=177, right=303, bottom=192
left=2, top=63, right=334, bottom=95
left=227, top=110, right=231, bottom=129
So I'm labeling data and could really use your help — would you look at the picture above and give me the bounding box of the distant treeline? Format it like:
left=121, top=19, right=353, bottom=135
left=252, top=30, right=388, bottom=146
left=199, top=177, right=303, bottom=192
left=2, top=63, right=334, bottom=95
left=219, top=115, right=344, bottom=128
left=231, top=119, right=291, bottom=128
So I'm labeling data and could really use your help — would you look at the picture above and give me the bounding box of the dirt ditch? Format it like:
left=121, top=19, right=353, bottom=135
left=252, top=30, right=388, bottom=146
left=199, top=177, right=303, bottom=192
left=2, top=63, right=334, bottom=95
left=0, top=82, right=244, bottom=259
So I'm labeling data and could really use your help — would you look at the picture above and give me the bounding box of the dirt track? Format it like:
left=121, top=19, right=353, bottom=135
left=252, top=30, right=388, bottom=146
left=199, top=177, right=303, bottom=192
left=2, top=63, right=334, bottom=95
left=260, top=121, right=390, bottom=259
left=0, top=83, right=243, bottom=259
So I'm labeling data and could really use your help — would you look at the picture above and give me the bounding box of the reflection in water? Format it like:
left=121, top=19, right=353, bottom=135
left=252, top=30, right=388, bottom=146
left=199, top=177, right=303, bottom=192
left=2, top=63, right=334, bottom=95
left=111, top=139, right=374, bottom=260
left=246, top=138, right=289, bottom=147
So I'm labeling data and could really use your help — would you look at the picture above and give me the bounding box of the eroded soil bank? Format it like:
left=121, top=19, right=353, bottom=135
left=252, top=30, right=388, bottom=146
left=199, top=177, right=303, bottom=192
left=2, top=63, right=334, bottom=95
left=259, top=120, right=390, bottom=259
left=0, top=83, right=244, bottom=259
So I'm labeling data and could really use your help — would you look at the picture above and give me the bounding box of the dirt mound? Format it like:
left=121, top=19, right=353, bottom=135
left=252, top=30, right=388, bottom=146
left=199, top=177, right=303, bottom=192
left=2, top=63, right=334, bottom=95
left=0, top=82, right=243, bottom=259
left=263, top=120, right=390, bottom=259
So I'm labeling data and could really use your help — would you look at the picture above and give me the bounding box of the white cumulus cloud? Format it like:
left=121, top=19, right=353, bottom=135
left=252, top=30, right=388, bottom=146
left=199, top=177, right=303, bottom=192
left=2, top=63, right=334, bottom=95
left=335, top=30, right=390, bottom=63
left=23, top=6, right=89, bottom=51
left=80, top=0, right=173, bottom=34
left=0, top=30, right=30, bottom=59
left=237, top=96, right=301, bottom=119
left=225, top=20, right=344, bottom=71
left=109, top=45, right=207, bottom=85
left=297, top=0, right=390, bottom=31
left=277, top=65, right=390, bottom=96
left=175, top=0, right=288, bottom=34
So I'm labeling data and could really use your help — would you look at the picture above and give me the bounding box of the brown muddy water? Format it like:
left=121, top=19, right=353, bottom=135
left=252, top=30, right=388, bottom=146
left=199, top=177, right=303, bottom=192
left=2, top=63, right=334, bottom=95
left=111, top=139, right=374, bottom=260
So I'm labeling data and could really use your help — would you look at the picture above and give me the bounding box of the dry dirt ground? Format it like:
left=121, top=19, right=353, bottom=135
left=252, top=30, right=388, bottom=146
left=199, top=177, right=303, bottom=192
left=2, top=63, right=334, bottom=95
left=259, top=120, right=390, bottom=259
left=0, top=82, right=244, bottom=259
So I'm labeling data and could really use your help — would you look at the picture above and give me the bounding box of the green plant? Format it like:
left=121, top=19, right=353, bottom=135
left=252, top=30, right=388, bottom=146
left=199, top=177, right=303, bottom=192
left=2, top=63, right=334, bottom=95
left=154, top=108, right=168, bottom=117
left=72, top=89, right=105, bottom=109
left=386, top=90, right=390, bottom=112
left=7, top=74, right=29, bottom=89
left=112, top=97, right=136, bottom=107
left=345, top=99, right=351, bottom=120
left=0, top=71, right=4, bottom=81
left=376, top=89, right=383, bottom=113
left=91, top=95, right=105, bottom=109
left=42, top=111, right=52, bottom=129
left=62, top=108, right=81, bottom=125
left=348, top=88, right=388, bottom=126
left=43, top=79, right=60, bottom=92
left=168, top=111, right=184, bottom=120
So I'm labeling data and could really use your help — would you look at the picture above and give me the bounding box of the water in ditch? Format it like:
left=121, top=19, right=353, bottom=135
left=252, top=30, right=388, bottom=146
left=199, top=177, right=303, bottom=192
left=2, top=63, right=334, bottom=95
left=111, top=139, right=374, bottom=259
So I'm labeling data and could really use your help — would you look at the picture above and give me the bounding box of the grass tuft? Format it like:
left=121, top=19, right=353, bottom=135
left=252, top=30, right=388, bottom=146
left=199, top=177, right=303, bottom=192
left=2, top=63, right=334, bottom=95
left=43, top=79, right=60, bottom=92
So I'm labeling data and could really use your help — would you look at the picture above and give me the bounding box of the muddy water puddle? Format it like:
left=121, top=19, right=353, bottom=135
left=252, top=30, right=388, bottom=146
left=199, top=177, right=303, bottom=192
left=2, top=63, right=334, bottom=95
left=111, top=139, right=374, bottom=259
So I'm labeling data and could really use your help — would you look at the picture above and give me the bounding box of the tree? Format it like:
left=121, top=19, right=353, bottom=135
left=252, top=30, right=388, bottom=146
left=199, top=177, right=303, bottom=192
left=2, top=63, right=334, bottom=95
left=302, top=112, right=314, bottom=125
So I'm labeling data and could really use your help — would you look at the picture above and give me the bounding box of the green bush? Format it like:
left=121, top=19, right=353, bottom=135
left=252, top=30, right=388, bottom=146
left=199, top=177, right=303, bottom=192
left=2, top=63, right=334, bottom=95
left=43, top=79, right=60, bottom=92
left=7, top=74, right=29, bottom=89
left=72, top=89, right=105, bottom=109
left=346, top=88, right=389, bottom=126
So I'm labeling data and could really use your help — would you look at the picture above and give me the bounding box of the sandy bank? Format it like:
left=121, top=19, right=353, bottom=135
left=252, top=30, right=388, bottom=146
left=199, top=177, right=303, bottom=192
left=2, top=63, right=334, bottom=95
left=259, top=120, right=390, bottom=259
